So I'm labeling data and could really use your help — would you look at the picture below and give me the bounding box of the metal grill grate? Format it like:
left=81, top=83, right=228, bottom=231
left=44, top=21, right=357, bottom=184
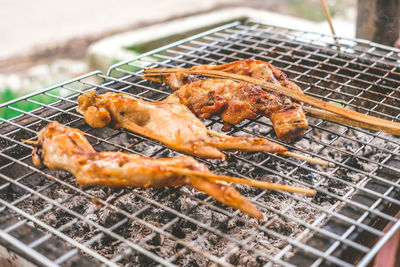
left=0, top=20, right=399, bottom=267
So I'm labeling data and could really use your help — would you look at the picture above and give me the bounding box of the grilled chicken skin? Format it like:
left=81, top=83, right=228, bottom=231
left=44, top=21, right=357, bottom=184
left=27, top=121, right=262, bottom=218
left=77, top=90, right=287, bottom=160
left=146, top=59, right=308, bottom=142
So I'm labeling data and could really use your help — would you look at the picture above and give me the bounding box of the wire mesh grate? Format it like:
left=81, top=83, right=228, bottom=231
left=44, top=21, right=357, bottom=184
left=0, top=20, right=399, bottom=266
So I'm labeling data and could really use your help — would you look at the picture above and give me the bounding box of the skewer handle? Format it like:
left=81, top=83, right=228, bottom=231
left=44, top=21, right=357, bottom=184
left=206, top=130, right=328, bottom=166
left=166, top=167, right=316, bottom=196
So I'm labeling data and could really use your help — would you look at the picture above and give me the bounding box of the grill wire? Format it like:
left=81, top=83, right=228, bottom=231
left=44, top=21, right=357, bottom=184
left=0, top=20, right=399, bottom=266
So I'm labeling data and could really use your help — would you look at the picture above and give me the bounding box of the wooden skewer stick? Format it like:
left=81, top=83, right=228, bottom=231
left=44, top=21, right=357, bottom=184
left=165, top=167, right=316, bottom=196
left=304, top=106, right=386, bottom=132
left=282, top=151, right=328, bottom=166
left=144, top=69, right=400, bottom=136
left=206, top=130, right=328, bottom=166
left=320, top=0, right=341, bottom=51
left=21, top=139, right=39, bottom=145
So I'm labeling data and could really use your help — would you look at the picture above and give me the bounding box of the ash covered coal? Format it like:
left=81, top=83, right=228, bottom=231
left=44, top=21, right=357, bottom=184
left=1, top=115, right=399, bottom=266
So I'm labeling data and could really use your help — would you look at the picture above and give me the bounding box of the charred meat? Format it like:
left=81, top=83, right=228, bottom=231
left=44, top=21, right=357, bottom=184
left=145, top=59, right=308, bottom=142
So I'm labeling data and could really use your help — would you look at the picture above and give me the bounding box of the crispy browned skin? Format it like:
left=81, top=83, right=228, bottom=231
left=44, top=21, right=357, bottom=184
left=77, top=90, right=287, bottom=160
left=150, top=59, right=308, bottom=142
left=29, top=121, right=262, bottom=218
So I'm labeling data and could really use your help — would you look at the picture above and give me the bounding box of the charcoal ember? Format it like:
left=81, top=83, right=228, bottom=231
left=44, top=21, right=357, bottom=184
left=190, top=205, right=213, bottom=225
left=107, top=132, right=130, bottom=146
left=226, top=217, right=241, bottom=230
left=88, top=127, right=119, bottom=139
left=345, top=156, right=363, bottom=170
left=10, top=184, right=27, bottom=195
left=132, top=141, right=163, bottom=157
left=313, top=191, right=336, bottom=205
left=176, top=189, right=199, bottom=213
left=295, top=137, right=324, bottom=154
left=175, top=252, right=208, bottom=267
left=243, top=151, right=267, bottom=164
left=211, top=211, right=228, bottom=227
left=248, top=123, right=272, bottom=136
left=229, top=249, right=269, bottom=267
left=114, top=193, right=144, bottom=213
left=262, top=158, right=288, bottom=173
left=379, top=156, right=400, bottom=177
left=98, top=206, right=124, bottom=227
left=217, top=157, right=253, bottom=175
left=298, top=171, right=318, bottom=183
left=84, top=188, right=107, bottom=200
left=335, top=168, right=364, bottom=183
left=155, top=148, right=182, bottom=158
left=63, top=196, right=91, bottom=214
left=171, top=225, right=186, bottom=239
left=328, top=187, right=346, bottom=197
left=248, top=167, right=269, bottom=179
left=10, top=173, right=45, bottom=195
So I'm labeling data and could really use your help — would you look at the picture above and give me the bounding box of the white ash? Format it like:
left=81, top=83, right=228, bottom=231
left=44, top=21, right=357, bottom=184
left=1, top=117, right=399, bottom=266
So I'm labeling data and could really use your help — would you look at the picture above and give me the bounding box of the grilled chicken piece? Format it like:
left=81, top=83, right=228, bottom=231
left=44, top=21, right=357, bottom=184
left=77, top=90, right=287, bottom=160
left=27, top=121, right=262, bottom=218
left=147, top=59, right=308, bottom=142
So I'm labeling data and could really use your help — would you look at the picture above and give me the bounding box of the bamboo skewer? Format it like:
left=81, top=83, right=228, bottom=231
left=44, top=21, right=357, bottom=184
left=165, top=167, right=316, bottom=196
left=143, top=69, right=400, bottom=136
left=21, top=139, right=39, bottom=145
left=206, top=130, right=328, bottom=166
left=304, top=106, right=386, bottom=132
left=320, top=0, right=341, bottom=51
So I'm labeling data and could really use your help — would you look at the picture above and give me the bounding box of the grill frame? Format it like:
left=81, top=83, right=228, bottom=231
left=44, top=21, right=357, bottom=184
left=0, top=20, right=399, bottom=266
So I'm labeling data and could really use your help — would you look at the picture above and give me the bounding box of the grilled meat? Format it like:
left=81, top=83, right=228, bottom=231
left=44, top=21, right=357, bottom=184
left=27, top=121, right=262, bottom=218
left=147, top=59, right=308, bottom=142
left=77, top=90, right=287, bottom=160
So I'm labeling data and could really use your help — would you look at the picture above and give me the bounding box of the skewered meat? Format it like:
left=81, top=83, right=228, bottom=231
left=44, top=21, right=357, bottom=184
left=145, top=59, right=308, bottom=142
left=77, top=90, right=287, bottom=160
left=26, top=121, right=262, bottom=218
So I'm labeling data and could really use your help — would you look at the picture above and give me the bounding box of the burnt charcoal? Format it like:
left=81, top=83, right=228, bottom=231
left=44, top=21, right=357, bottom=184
left=248, top=167, right=269, bottom=179
left=313, top=191, right=336, bottom=205
left=154, top=147, right=182, bottom=158
left=171, top=226, right=186, bottom=239
left=298, top=170, right=318, bottom=183
left=88, top=127, right=119, bottom=140
left=132, top=141, right=163, bottom=157
left=328, top=187, right=346, bottom=197
left=98, top=207, right=124, bottom=227
left=379, top=156, right=400, bottom=178
left=10, top=173, right=45, bottom=195
left=217, top=157, right=253, bottom=175
left=10, top=184, right=26, bottom=195
left=345, top=156, right=362, bottom=170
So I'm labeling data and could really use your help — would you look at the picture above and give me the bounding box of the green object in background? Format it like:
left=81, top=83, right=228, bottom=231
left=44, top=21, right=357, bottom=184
left=329, top=99, right=347, bottom=107
left=0, top=87, right=58, bottom=120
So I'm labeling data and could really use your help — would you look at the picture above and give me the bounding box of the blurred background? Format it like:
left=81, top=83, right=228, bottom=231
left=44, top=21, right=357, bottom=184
left=0, top=0, right=391, bottom=115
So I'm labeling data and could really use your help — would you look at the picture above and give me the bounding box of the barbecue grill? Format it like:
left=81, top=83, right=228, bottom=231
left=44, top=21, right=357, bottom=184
left=0, top=20, right=399, bottom=267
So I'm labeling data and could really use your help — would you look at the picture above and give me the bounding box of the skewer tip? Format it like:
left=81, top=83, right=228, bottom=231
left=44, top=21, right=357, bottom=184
left=21, top=139, right=39, bottom=146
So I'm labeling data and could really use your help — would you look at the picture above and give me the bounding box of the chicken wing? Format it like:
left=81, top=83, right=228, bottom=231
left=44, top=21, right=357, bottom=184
left=26, top=121, right=262, bottom=218
left=77, top=90, right=287, bottom=160
left=145, top=59, right=308, bottom=142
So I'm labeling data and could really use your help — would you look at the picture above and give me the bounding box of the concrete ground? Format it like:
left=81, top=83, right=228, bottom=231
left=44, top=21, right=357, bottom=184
left=0, top=0, right=242, bottom=61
